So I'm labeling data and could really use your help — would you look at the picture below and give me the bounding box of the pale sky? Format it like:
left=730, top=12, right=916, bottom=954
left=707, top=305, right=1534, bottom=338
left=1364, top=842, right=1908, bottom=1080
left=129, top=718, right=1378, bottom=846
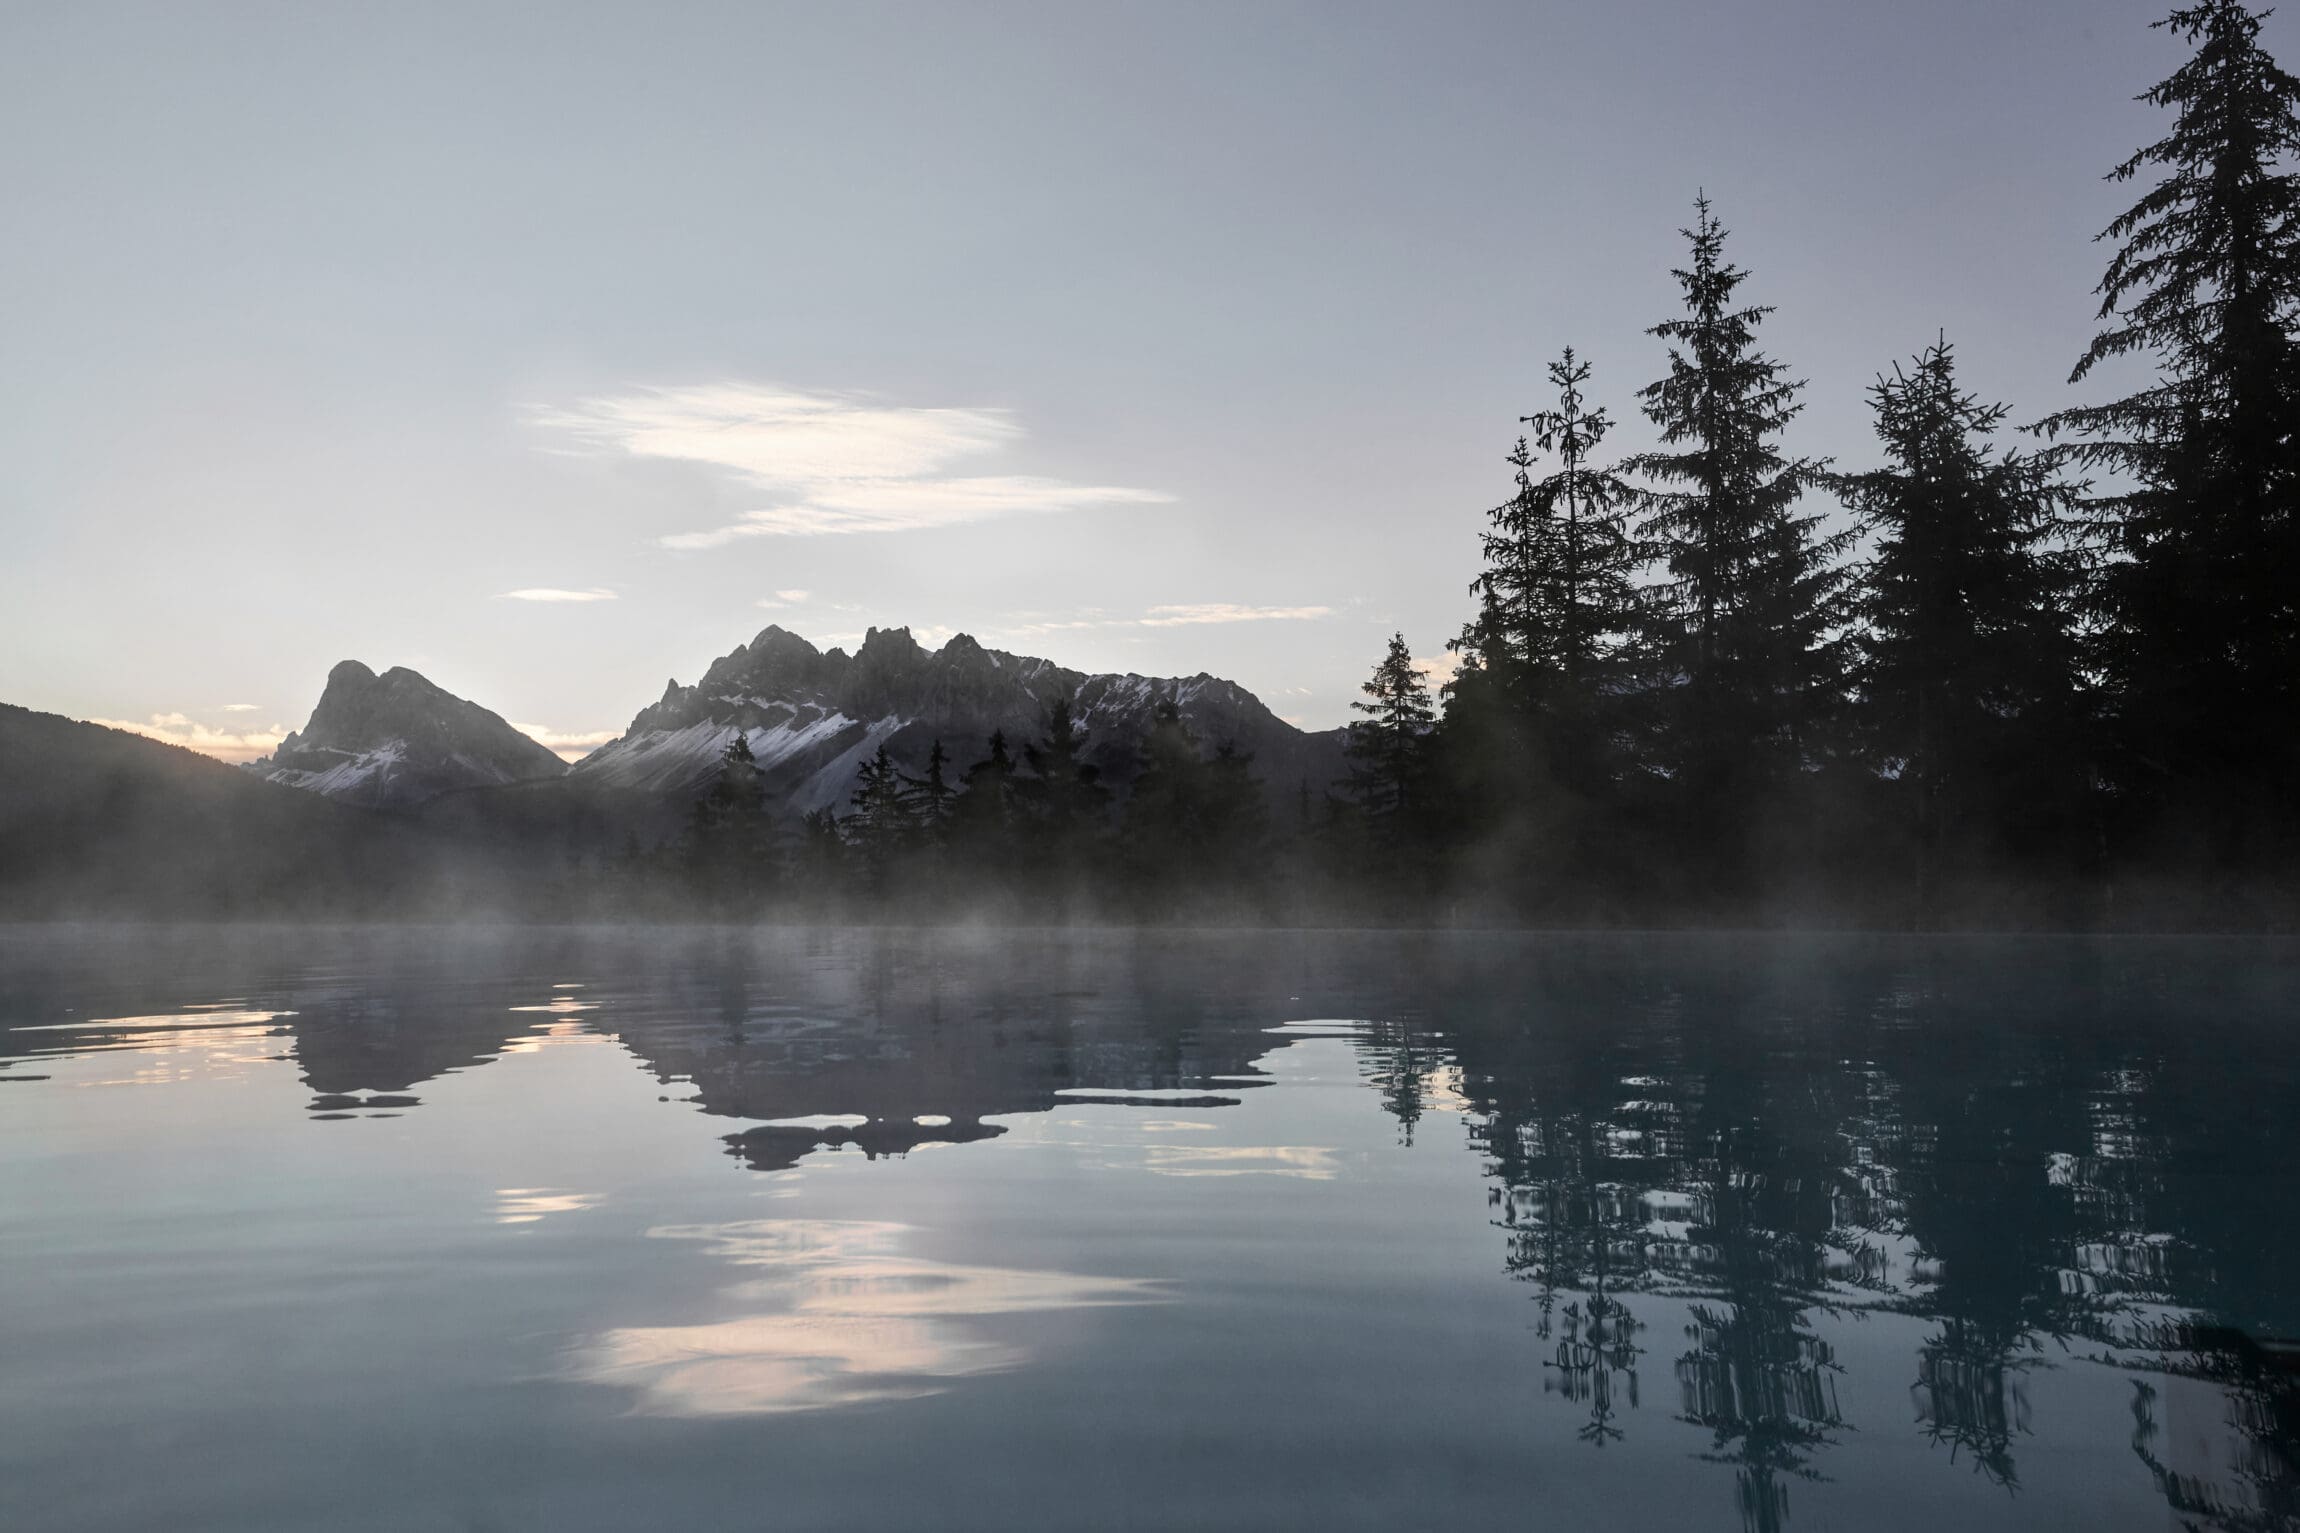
left=0, top=1, right=2247, bottom=760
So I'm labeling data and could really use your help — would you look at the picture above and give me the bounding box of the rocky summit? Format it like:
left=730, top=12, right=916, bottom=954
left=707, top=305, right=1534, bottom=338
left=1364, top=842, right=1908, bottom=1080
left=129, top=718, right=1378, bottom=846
left=570, top=624, right=1346, bottom=816
left=245, top=660, right=568, bottom=810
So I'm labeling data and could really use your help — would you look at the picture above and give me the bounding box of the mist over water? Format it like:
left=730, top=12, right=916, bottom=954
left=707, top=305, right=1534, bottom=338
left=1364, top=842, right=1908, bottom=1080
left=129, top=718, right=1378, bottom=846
left=2, top=926, right=2295, bottom=1531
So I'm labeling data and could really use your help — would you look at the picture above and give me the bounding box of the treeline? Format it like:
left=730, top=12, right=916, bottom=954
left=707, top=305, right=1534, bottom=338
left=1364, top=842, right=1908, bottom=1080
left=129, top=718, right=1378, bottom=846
left=616, top=2, right=2299, bottom=928
left=614, top=695, right=1284, bottom=922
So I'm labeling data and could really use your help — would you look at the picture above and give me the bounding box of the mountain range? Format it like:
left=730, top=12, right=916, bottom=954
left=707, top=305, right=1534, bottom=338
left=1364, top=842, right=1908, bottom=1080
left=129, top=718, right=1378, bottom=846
left=243, top=622, right=1348, bottom=821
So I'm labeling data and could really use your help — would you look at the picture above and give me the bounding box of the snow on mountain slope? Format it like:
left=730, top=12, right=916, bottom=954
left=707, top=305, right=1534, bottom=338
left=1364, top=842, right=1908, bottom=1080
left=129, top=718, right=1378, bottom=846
left=571, top=624, right=1345, bottom=816
left=247, top=660, right=568, bottom=810
left=571, top=708, right=879, bottom=802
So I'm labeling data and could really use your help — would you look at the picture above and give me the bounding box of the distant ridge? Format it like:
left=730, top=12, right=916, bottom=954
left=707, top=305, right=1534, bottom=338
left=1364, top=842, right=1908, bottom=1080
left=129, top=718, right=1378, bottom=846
left=571, top=623, right=1347, bottom=815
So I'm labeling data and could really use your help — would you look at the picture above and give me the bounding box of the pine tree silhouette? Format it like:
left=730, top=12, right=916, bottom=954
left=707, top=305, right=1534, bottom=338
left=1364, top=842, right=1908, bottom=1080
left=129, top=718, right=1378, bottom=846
left=1456, top=348, right=1646, bottom=804
left=843, top=744, right=915, bottom=897
left=2037, top=0, right=2300, bottom=870
left=913, top=739, right=955, bottom=830
left=1627, top=195, right=1851, bottom=894
left=1847, top=337, right=2087, bottom=912
left=1346, top=633, right=1433, bottom=824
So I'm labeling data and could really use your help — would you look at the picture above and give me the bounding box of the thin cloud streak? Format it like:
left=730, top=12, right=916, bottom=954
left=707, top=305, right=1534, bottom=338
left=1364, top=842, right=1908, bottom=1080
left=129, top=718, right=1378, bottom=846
left=537, top=384, right=1021, bottom=483
left=1138, top=604, right=1334, bottom=627
left=535, top=382, right=1171, bottom=541
left=992, top=604, right=1333, bottom=639
left=665, top=478, right=1169, bottom=544
left=88, top=712, right=288, bottom=765
left=499, top=587, right=618, bottom=603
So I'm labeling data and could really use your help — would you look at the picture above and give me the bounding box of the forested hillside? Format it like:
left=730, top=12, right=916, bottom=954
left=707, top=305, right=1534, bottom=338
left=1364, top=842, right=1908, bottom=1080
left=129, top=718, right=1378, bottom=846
left=0, top=706, right=482, bottom=917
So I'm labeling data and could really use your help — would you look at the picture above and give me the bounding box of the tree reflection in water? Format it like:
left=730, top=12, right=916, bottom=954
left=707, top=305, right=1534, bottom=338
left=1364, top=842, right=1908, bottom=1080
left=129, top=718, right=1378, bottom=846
left=1536, top=1291, right=1643, bottom=1446
left=1911, top=1317, right=2038, bottom=1490
left=4, top=928, right=2294, bottom=1529
left=1377, top=937, right=2300, bottom=1532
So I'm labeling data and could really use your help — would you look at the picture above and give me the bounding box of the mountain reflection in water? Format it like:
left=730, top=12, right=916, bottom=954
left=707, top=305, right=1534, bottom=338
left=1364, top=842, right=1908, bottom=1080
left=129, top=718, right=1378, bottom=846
left=1, top=926, right=2295, bottom=1533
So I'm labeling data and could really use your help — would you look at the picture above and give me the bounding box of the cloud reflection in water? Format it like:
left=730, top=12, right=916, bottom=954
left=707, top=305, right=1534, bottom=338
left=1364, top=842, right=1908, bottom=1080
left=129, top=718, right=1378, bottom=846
left=1142, top=1144, right=1342, bottom=1180
left=574, top=1220, right=1165, bottom=1416
left=495, top=1188, right=604, bottom=1225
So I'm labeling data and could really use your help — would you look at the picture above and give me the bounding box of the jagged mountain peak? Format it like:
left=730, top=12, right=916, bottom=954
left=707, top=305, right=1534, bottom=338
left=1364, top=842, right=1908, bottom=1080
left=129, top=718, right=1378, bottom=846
left=745, top=623, right=821, bottom=659
left=249, top=659, right=566, bottom=810
left=572, top=621, right=1344, bottom=815
left=300, top=661, right=477, bottom=744
left=856, top=624, right=924, bottom=658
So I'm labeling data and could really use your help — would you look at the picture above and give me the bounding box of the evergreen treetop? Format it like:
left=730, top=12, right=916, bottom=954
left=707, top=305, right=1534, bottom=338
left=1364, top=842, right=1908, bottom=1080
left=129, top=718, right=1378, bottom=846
left=1347, top=633, right=1433, bottom=820
left=1846, top=337, right=2083, bottom=884
left=2050, top=0, right=2300, bottom=452
left=1627, top=196, right=1850, bottom=780
left=2038, top=0, right=2300, bottom=851
left=1462, top=347, right=1642, bottom=696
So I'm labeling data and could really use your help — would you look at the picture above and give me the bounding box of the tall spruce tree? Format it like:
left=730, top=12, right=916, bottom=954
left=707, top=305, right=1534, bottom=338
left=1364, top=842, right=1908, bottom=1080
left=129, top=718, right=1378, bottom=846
left=1456, top=348, right=1643, bottom=797
left=1847, top=337, right=2085, bottom=905
left=1346, top=633, right=1434, bottom=822
left=843, top=744, right=915, bottom=897
left=1626, top=196, right=1850, bottom=887
left=952, top=731, right=1015, bottom=836
left=2038, top=0, right=2300, bottom=863
left=912, top=739, right=956, bottom=839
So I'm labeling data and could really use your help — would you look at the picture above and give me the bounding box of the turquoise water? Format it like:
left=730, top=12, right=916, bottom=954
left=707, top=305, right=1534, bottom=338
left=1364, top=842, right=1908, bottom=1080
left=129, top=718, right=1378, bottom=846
left=2, top=927, right=2295, bottom=1531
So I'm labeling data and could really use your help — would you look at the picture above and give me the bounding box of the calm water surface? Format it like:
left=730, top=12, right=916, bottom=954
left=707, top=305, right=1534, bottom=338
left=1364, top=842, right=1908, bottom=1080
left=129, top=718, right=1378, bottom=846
left=2, top=926, right=2296, bottom=1532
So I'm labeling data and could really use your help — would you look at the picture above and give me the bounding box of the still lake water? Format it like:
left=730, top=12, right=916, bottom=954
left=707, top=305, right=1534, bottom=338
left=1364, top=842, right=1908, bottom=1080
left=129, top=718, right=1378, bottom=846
left=2, top=927, right=2296, bottom=1532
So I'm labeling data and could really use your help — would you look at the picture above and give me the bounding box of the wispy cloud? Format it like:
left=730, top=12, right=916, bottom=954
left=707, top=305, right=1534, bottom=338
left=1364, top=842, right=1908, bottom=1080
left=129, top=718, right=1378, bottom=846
left=89, top=712, right=288, bottom=765
left=512, top=723, right=619, bottom=762
left=535, top=383, right=1172, bottom=541
left=219, top=702, right=261, bottom=713
left=498, top=587, right=618, bottom=603
left=1138, top=604, right=1333, bottom=627
left=992, top=604, right=1333, bottom=639
left=754, top=588, right=814, bottom=610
